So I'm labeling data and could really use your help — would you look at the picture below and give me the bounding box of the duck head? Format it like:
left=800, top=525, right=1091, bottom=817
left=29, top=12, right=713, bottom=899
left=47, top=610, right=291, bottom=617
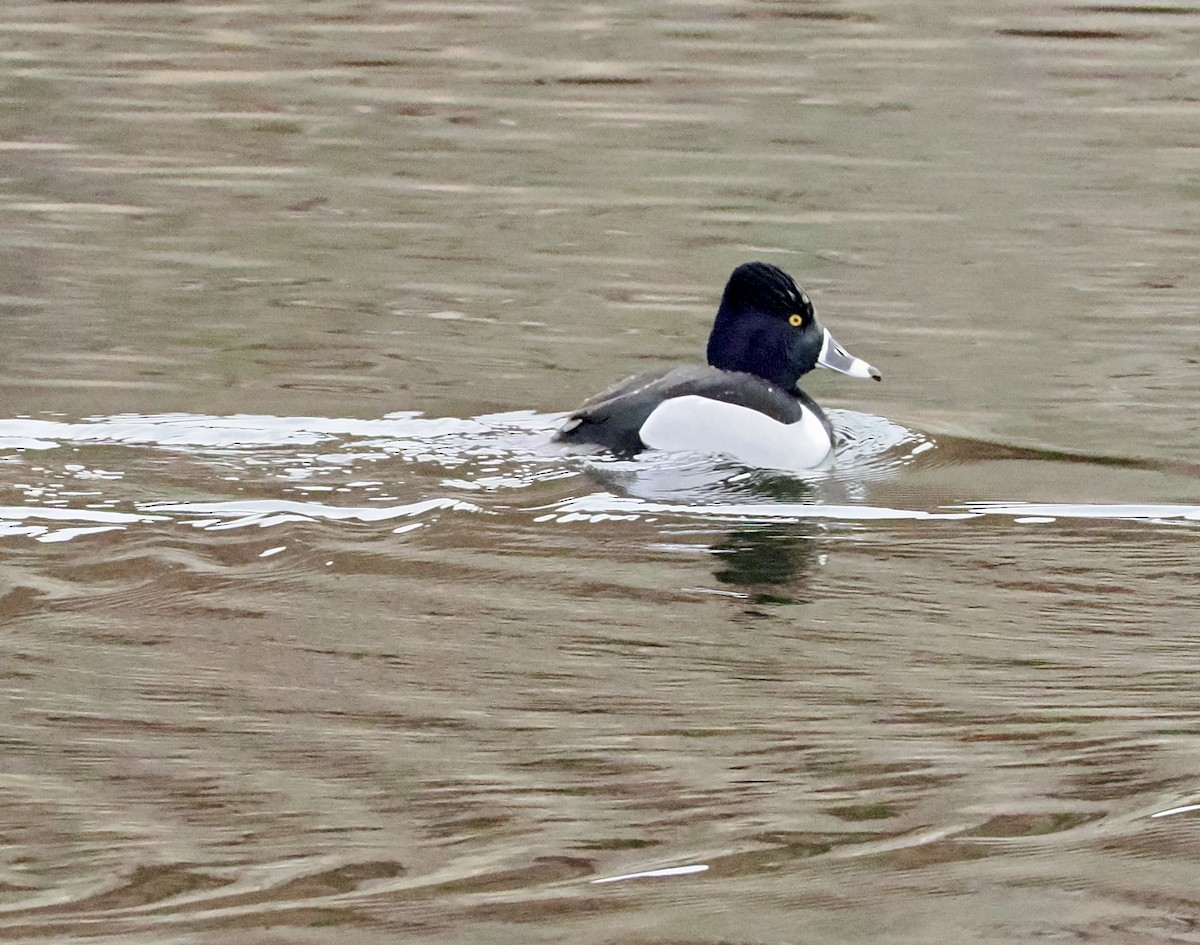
left=706, top=261, right=881, bottom=390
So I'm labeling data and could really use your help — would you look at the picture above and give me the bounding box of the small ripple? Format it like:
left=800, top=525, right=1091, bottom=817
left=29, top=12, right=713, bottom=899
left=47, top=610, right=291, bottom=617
left=0, top=505, right=165, bottom=543
left=143, top=496, right=485, bottom=531
left=829, top=407, right=934, bottom=476
left=534, top=491, right=1200, bottom=527
left=915, top=432, right=1200, bottom=479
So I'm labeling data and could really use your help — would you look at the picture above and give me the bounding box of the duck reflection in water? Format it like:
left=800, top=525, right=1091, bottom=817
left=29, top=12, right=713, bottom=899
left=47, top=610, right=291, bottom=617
left=581, top=460, right=827, bottom=603
left=711, top=522, right=821, bottom=605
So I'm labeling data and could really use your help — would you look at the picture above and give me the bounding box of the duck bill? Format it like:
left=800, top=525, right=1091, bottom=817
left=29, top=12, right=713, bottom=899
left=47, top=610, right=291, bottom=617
left=816, top=329, right=881, bottom=381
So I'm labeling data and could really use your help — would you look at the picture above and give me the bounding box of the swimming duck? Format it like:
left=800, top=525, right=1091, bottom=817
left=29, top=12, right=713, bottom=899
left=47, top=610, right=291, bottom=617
left=553, top=261, right=881, bottom=470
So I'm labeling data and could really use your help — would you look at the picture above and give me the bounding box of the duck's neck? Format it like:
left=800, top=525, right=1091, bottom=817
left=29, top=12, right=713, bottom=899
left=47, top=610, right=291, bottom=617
left=706, top=316, right=798, bottom=390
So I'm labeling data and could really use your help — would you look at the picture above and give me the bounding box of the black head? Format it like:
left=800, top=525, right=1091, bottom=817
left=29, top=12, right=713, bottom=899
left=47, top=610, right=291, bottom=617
left=706, top=262, right=824, bottom=389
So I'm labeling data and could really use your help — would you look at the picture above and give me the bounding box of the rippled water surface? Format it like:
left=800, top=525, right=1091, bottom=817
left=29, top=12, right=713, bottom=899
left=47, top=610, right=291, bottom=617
left=2, top=2, right=1199, bottom=942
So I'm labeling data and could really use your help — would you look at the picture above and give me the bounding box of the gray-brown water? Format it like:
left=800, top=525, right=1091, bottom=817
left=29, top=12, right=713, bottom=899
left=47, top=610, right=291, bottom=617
left=2, top=2, right=1199, bottom=942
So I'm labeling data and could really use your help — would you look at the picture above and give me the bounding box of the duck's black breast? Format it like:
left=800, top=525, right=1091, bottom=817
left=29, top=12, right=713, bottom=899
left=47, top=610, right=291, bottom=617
left=553, top=365, right=831, bottom=457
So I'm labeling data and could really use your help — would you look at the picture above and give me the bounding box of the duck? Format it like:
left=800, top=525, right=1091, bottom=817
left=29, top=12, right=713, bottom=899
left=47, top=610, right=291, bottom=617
left=553, top=261, right=881, bottom=470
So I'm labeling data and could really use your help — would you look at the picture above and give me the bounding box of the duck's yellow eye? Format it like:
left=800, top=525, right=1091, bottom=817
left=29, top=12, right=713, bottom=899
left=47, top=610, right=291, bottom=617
left=788, top=313, right=803, bottom=327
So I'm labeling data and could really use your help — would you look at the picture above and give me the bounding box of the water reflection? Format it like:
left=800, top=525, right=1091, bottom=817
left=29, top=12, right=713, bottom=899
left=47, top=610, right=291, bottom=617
left=710, top=522, right=821, bottom=599
left=582, top=462, right=830, bottom=599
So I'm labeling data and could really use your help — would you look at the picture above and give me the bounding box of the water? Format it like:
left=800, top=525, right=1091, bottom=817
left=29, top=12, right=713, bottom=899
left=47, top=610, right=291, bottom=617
left=2, top=1, right=1200, bottom=942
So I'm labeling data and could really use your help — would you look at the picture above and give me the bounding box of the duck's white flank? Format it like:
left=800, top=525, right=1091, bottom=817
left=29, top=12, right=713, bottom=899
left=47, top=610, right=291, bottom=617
left=638, top=395, right=833, bottom=471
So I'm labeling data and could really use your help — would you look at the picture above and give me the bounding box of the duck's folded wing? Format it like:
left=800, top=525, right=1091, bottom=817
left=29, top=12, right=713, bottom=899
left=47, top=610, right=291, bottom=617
left=576, top=366, right=676, bottom=409
left=554, top=365, right=816, bottom=456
